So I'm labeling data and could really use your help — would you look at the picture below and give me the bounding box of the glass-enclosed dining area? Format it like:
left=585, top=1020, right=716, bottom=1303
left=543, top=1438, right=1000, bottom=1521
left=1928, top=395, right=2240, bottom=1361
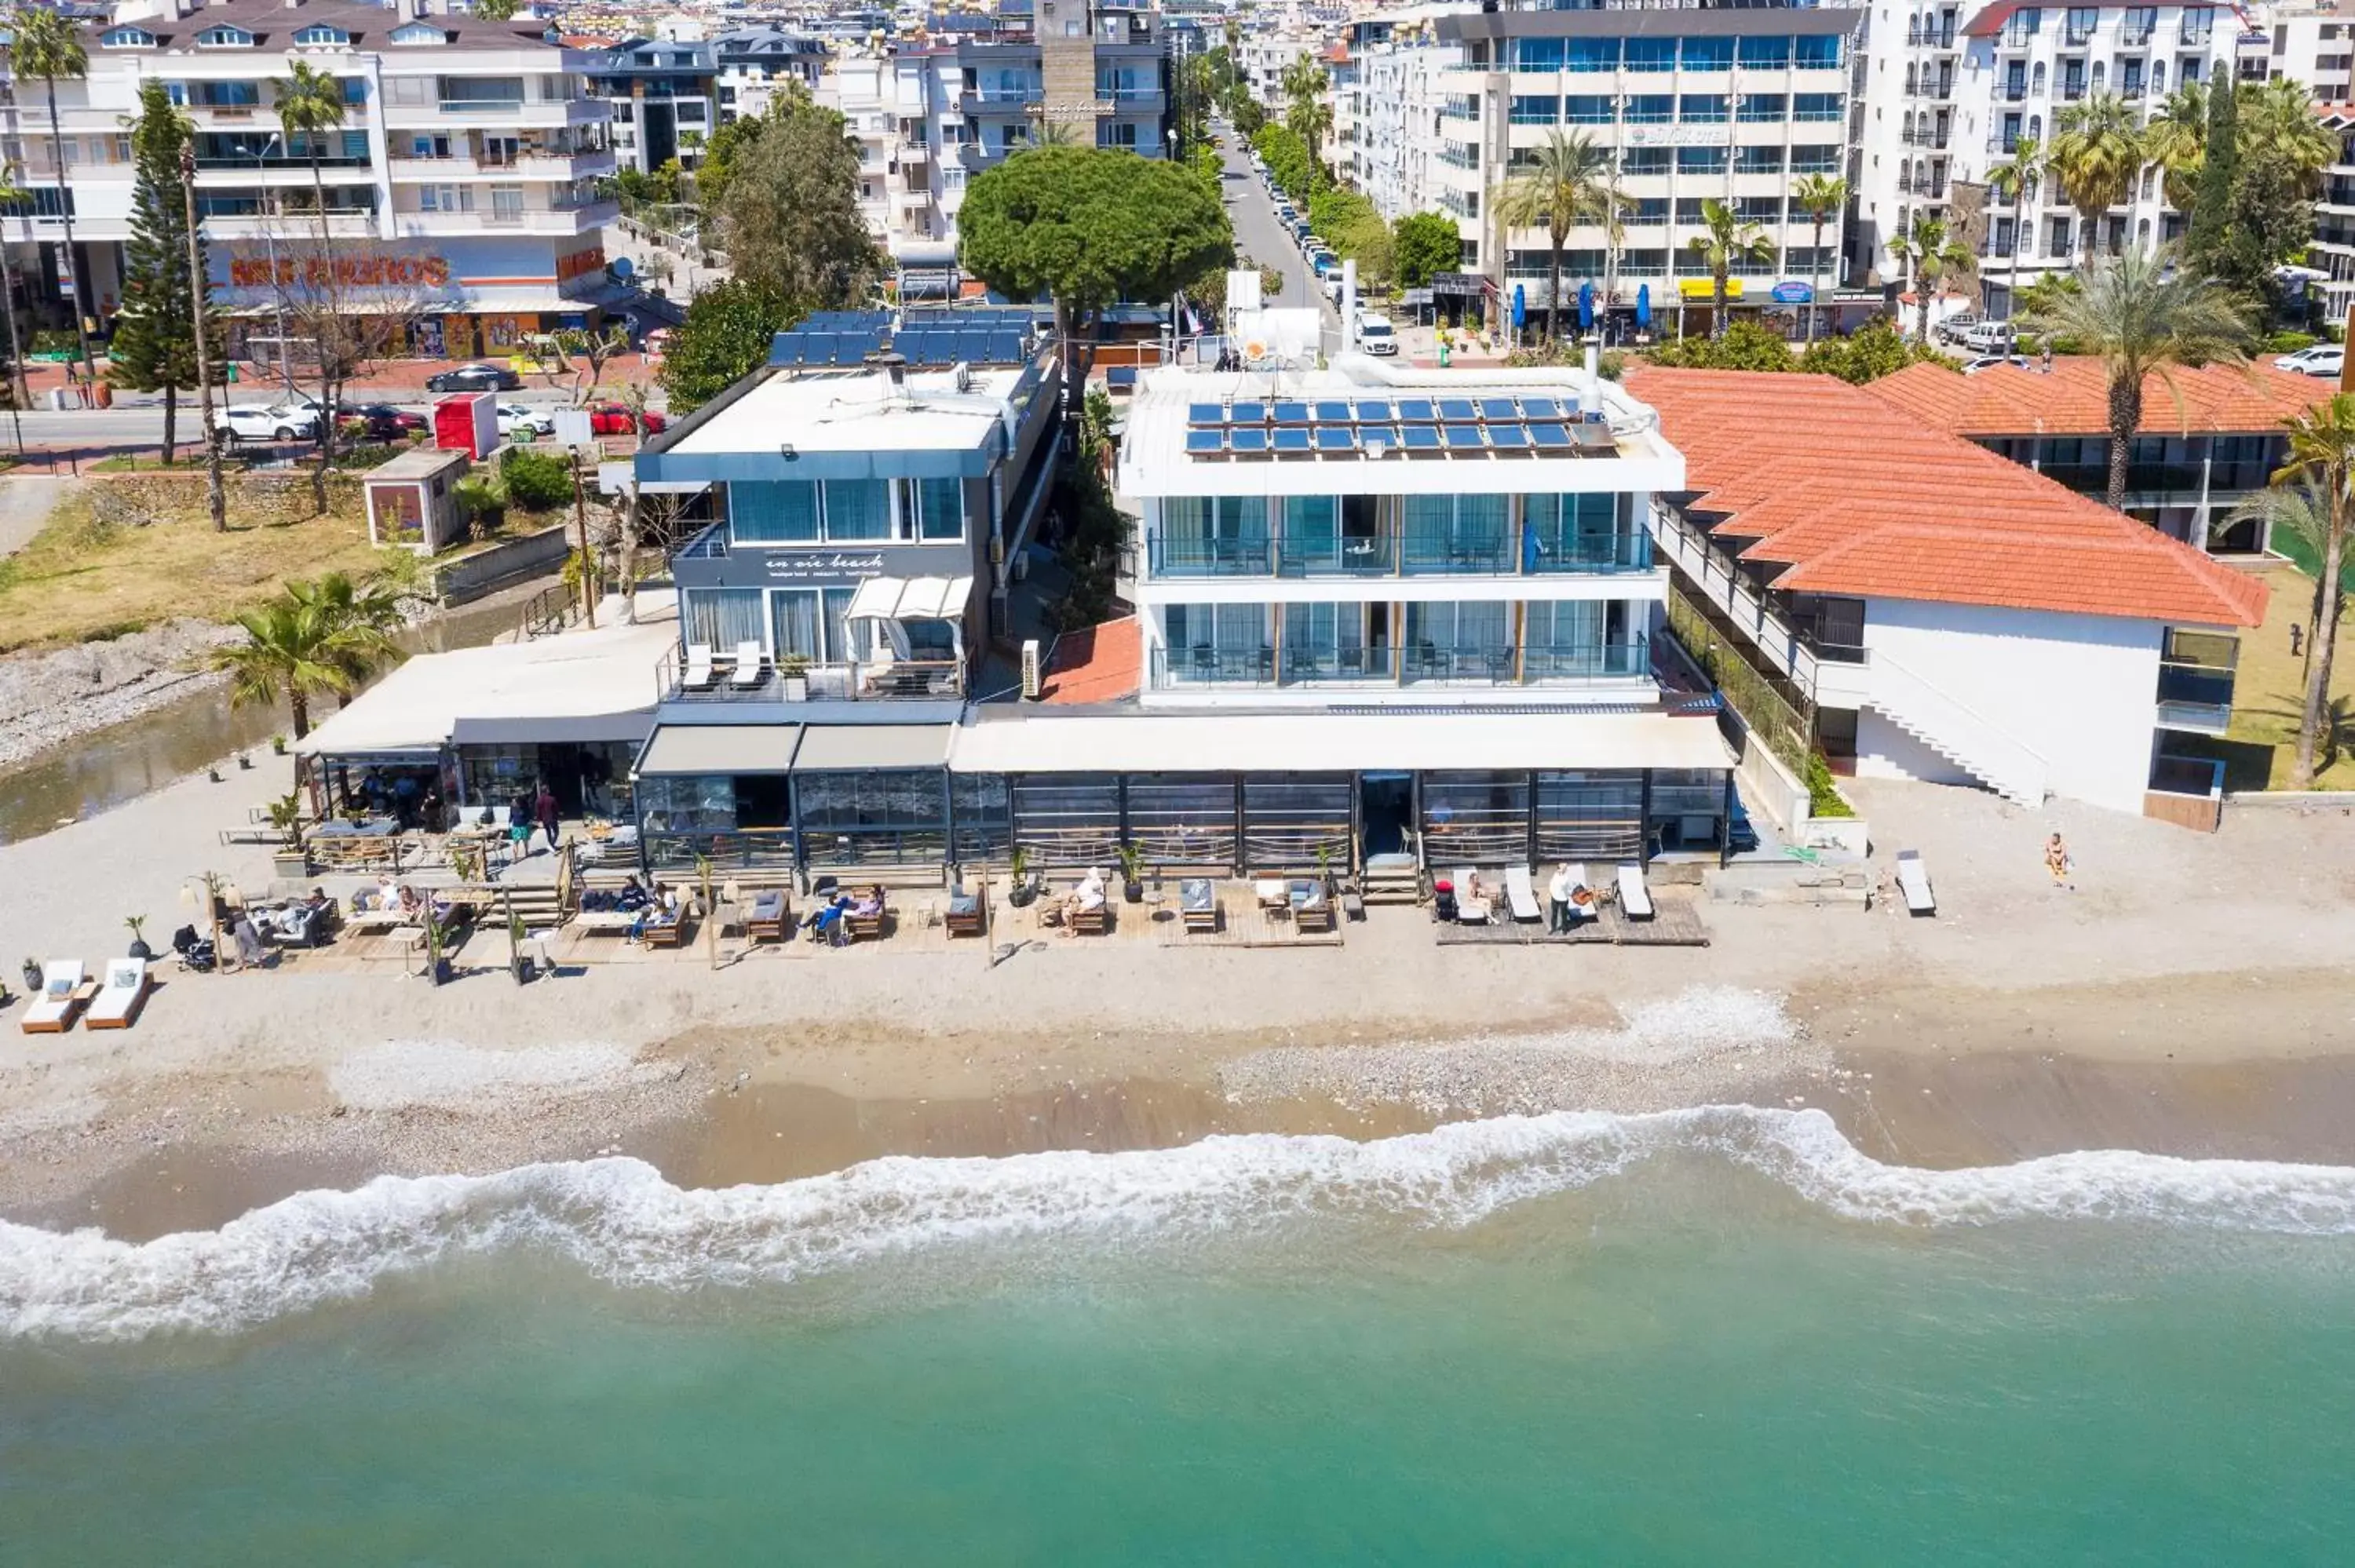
left=1143, top=492, right=1652, bottom=579
left=1148, top=598, right=1654, bottom=690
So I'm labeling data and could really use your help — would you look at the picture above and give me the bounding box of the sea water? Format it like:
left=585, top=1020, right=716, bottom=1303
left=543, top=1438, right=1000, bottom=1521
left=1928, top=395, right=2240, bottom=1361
left=4, top=1107, right=2354, bottom=1566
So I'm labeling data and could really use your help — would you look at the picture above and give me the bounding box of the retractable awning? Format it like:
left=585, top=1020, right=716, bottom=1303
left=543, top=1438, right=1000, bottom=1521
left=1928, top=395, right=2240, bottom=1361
left=845, top=574, right=974, bottom=623
left=635, top=724, right=801, bottom=775
left=452, top=714, right=652, bottom=747
left=792, top=724, right=954, bottom=771
left=946, top=712, right=1734, bottom=775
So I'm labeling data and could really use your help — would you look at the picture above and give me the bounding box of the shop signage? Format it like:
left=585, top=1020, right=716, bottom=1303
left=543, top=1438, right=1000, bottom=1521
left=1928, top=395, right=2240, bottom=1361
left=1429, top=272, right=1486, bottom=297
left=1770, top=280, right=1815, bottom=304
left=229, top=253, right=452, bottom=289
left=1623, top=124, right=1732, bottom=149
left=762, top=551, right=887, bottom=582
left=1678, top=278, right=1745, bottom=300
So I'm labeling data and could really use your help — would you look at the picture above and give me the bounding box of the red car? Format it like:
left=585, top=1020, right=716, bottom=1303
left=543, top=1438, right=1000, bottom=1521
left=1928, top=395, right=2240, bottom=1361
left=586, top=403, right=666, bottom=436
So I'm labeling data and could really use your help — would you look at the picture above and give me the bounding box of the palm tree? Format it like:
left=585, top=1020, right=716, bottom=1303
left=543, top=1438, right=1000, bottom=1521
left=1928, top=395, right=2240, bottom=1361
left=210, top=577, right=396, bottom=741
left=2021, top=245, right=2254, bottom=512
left=2240, top=75, right=2337, bottom=181
left=275, top=59, right=349, bottom=509
left=0, top=161, right=30, bottom=415
left=1281, top=53, right=1329, bottom=191
left=2046, top=91, right=2143, bottom=266
left=288, top=571, right=404, bottom=698
left=1984, top=137, right=2042, bottom=319
left=1686, top=197, right=1773, bottom=340
left=1026, top=119, right=1083, bottom=150
left=1886, top=210, right=1974, bottom=345
left=8, top=6, right=94, bottom=389
left=1789, top=173, right=1846, bottom=344
left=1492, top=130, right=1621, bottom=344
left=2225, top=478, right=2346, bottom=695
left=2142, top=82, right=2208, bottom=213
left=2265, top=397, right=2355, bottom=786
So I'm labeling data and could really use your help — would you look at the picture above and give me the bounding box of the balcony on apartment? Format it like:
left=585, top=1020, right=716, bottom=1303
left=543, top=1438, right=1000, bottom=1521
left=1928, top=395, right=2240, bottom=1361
left=1147, top=631, right=1653, bottom=693
left=194, top=191, right=380, bottom=239
left=655, top=641, right=966, bottom=706
left=392, top=191, right=615, bottom=237
left=1653, top=502, right=1869, bottom=706
left=1144, top=502, right=1652, bottom=580
left=2154, top=627, right=2238, bottom=735
left=386, top=129, right=615, bottom=183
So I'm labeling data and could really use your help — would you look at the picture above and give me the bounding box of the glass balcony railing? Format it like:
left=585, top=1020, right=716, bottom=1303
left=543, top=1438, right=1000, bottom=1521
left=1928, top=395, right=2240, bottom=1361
left=1147, top=637, right=1651, bottom=691
left=1145, top=522, right=1652, bottom=580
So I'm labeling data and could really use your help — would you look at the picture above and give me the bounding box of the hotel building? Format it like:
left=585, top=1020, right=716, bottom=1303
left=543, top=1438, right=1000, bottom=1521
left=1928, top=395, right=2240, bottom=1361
left=2, top=0, right=619, bottom=354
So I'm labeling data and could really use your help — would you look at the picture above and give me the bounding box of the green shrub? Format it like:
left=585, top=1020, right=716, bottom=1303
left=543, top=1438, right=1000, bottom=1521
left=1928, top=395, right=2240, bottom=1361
left=454, top=476, right=504, bottom=532
left=498, top=446, right=572, bottom=512
left=2264, top=330, right=2319, bottom=355
left=1806, top=752, right=1854, bottom=819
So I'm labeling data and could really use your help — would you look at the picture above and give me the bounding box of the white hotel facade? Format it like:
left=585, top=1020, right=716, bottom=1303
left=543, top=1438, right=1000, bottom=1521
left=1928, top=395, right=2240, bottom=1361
left=1, top=0, right=619, bottom=357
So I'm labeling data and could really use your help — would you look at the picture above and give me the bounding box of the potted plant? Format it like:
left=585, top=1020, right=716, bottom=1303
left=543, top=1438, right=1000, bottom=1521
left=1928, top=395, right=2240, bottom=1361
left=1115, top=842, right=1145, bottom=903
left=22, top=957, right=42, bottom=994
left=1006, top=846, right=1039, bottom=908
left=780, top=654, right=810, bottom=702
left=123, top=915, right=153, bottom=961
left=268, top=792, right=310, bottom=879
left=270, top=734, right=287, bottom=756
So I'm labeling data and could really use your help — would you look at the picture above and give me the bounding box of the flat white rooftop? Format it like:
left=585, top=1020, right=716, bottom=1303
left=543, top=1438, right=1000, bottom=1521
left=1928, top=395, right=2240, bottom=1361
left=667, top=365, right=1025, bottom=458
left=1119, top=355, right=1682, bottom=499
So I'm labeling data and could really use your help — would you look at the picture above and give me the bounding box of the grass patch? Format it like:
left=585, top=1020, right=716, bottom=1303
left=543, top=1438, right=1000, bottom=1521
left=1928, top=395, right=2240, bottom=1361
left=0, top=486, right=384, bottom=652
left=2268, top=528, right=2355, bottom=596
left=2169, top=564, right=2355, bottom=792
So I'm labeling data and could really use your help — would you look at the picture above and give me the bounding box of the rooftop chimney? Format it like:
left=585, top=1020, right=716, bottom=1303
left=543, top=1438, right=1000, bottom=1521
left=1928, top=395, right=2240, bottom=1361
left=867, top=348, right=908, bottom=388
left=1581, top=340, right=1601, bottom=421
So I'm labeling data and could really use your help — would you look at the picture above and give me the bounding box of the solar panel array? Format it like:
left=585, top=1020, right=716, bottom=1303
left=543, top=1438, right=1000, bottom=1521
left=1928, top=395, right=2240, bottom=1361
left=768, top=310, right=1038, bottom=370
left=1181, top=392, right=1613, bottom=461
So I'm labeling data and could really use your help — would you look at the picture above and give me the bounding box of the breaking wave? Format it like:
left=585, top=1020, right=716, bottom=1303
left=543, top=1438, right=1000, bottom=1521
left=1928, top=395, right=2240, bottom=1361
left=6, top=1107, right=2355, bottom=1340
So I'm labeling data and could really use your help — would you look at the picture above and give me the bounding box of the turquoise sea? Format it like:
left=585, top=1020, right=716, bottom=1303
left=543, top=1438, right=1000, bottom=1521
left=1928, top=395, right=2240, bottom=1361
left=4, top=1107, right=2354, bottom=1566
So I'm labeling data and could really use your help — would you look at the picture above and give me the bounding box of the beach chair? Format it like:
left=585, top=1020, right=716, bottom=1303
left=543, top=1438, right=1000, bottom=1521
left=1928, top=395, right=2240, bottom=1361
left=1896, top=851, right=1937, bottom=917
left=1504, top=865, right=1542, bottom=924
left=744, top=890, right=789, bottom=943
left=84, top=958, right=154, bottom=1030
left=845, top=898, right=889, bottom=943
left=1451, top=866, right=1491, bottom=924
left=1293, top=880, right=1334, bottom=934
left=1105, top=366, right=1137, bottom=395
left=1616, top=862, right=1655, bottom=921
left=681, top=644, right=719, bottom=691
left=945, top=889, right=986, bottom=937
left=19, top=961, right=91, bottom=1034
left=728, top=640, right=766, bottom=690
left=644, top=913, right=687, bottom=948
left=1180, top=877, right=1218, bottom=933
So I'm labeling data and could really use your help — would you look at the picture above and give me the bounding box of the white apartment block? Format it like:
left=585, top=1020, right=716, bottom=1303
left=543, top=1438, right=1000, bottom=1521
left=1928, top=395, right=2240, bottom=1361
left=2244, top=5, right=2355, bottom=326
left=0, top=0, right=619, bottom=359
left=1854, top=2, right=2238, bottom=315
left=1420, top=5, right=1860, bottom=334
left=820, top=39, right=964, bottom=289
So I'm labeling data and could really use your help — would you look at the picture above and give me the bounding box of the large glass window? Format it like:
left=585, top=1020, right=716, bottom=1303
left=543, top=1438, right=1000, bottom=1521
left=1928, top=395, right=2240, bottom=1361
left=1565, top=95, right=1614, bottom=124
left=1159, top=494, right=1269, bottom=574
left=1738, top=35, right=1793, bottom=68
left=683, top=589, right=764, bottom=652
left=1404, top=494, right=1510, bottom=572
left=1677, top=146, right=1729, bottom=175
left=1680, top=94, right=1727, bottom=123
left=1793, top=92, right=1842, bottom=121
left=1565, top=38, right=1619, bottom=72
left=637, top=775, right=734, bottom=832
left=1681, top=38, right=1734, bottom=71
left=1510, top=94, right=1559, bottom=126
left=1282, top=495, right=1338, bottom=564
left=1626, top=38, right=1676, bottom=72
left=823, top=480, right=888, bottom=541
left=730, top=480, right=820, bottom=542
left=1737, top=93, right=1786, bottom=123
left=1282, top=601, right=1367, bottom=680
left=1795, top=35, right=1842, bottom=68
left=771, top=586, right=859, bottom=662
left=905, top=476, right=962, bottom=541
left=1164, top=603, right=1269, bottom=683
left=1623, top=94, right=1673, bottom=125
left=1513, top=38, right=1564, bottom=71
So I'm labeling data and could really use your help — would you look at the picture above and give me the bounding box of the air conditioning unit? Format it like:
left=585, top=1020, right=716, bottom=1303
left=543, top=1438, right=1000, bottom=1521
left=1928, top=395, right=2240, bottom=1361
left=1020, top=638, right=1042, bottom=699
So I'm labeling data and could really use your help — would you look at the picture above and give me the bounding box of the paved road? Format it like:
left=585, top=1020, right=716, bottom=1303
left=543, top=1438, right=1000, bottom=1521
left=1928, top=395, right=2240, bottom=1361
left=1213, top=126, right=1340, bottom=346
left=2, top=385, right=652, bottom=449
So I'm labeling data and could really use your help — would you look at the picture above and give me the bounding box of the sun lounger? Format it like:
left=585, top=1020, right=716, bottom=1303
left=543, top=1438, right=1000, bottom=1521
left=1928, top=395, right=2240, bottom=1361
left=1292, top=879, right=1334, bottom=934
left=644, top=913, right=687, bottom=948
left=728, top=640, right=765, bottom=690
left=1451, top=866, right=1490, bottom=924
left=1505, top=865, right=1541, bottom=923
left=1180, top=877, right=1218, bottom=932
left=85, top=958, right=153, bottom=1030
left=681, top=643, right=718, bottom=691
left=945, top=890, right=985, bottom=937
left=19, top=961, right=89, bottom=1034
left=1896, top=850, right=1937, bottom=917
left=1616, top=862, right=1654, bottom=921
left=745, top=890, right=789, bottom=943
left=1069, top=900, right=1109, bottom=935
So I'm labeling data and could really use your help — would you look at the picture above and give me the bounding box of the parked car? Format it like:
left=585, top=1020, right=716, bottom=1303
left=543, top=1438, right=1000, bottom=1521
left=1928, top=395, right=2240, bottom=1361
left=496, top=402, right=555, bottom=439
left=586, top=402, right=666, bottom=435
left=1959, top=320, right=2017, bottom=355
left=426, top=362, right=522, bottom=393
left=1959, top=354, right=2032, bottom=374
left=2276, top=343, right=2345, bottom=377
left=1311, top=253, right=1341, bottom=279
left=342, top=403, right=427, bottom=441
left=214, top=403, right=318, bottom=443
left=1357, top=312, right=1399, bottom=356
left=1933, top=310, right=1982, bottom=345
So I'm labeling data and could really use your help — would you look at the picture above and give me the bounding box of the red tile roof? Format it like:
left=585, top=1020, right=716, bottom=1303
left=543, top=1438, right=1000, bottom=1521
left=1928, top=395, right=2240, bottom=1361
left=1629, top=367, right=2269, bottom=629
left=1864, top=356, right=2328, bottom=438
left=1039, top=616, right=1141, bottom=704
left=1961, top=1, right=2165, bottom=37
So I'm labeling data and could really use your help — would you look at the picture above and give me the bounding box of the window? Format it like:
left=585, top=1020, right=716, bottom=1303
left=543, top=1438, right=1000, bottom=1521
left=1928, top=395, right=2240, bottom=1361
left=1679, top=95, right=1727, bottom=124
left=1795, top=35, right=1843, bottom=68
left=1676, top=146, right=1728, bottom=175
left=1737, top=93, right=1786, bottom=123
left=1620, top=147, right=1670, bottom=175
left=1735, top=145, right=1785, bottom=173
left=682, top=589, right=765, bottom=653
left=1565, top=95, right=1613, bottom=125
left=1566, top=38, right=1619, bottom=73
left=1160, top=495, right=1269, bottom=571
left=391, top=22, right=447, bottom=46
left=100, top=26, right=157, bottom=49
left=1790, top=144, right=1841, bottom=173
left=341, top=78, right=367, bottom=105
left=1163, top=603, right=1269, bottom=676
left=822, top=480, right=888, bottom=541
left=1510, top=95, right=1559, bottom=126
left=1627, top=196, right=1669, bottom=224
left=901, top=476, right=964, bottom=542
left=293, top=25, right=351, bottom=47
left=1793, top=93, right=1842, bottom=122
left=1623, top=94, right=1672, bottom=125
left=732, top=480, right=820, bottom=542
left=418, top=185, right=472, bottom=213
left=195, top=26, right=256, bottom=49
left=1513, top=38, right=1564, bottom=71
left=1674, top=198, right=1710, bottom=224
left=1626, top=39, right=1676, bottom=73
left=1404, top=600, right=1510, bottom=654
left=771, top=587, right=858, bottom=662
left=490, top=185, right=526, bottom=222
left=1401, top=494, right=1508, bottom=572
left=389, top=77, right=430, bottom=105
left=1739, top=35, right=1793, bottom=68
left=1681, top=38, right=1734, bottom=71
left=1736, top=196, right=1782, bottom=224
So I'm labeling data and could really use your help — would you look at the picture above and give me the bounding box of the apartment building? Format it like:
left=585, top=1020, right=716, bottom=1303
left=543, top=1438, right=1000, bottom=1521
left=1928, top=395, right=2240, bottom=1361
left=1426, top=4, right=1860, bottom=337
left=714, top=25, right=828, bottom=126
left=1854, top=2, right=2238, bottom=315
left=821, top=35, right=962, bottom=285
left=2, top=0, right=618, bottom=357
left=589, top=35, right=717, bottom=173
left=2244, top=4, right=2355, bottom=326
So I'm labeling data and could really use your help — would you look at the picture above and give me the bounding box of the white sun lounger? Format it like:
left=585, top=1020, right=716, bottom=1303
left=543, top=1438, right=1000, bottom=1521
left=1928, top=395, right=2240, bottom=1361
left=85, top=957, right=153, bottom=1030
left=1616, top=862, right=1654, bottom=921
left=1896, top=850, right=1937, bottom=916
left=1505, top=864, right=1541, bottom=923
left=681, top=644, right=718, bottom=691
left=19, top=960, right=88, bottom=1034
left=728, top=640, right=765, bottom=689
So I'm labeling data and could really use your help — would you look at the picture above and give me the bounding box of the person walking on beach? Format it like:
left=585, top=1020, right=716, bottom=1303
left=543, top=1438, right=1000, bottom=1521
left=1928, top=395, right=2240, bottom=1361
left=1546, top=862, right=1574, bottom=934
left=535, top=783, right=561, bottom=852
left=2045, top=833, right=2075, bottom=891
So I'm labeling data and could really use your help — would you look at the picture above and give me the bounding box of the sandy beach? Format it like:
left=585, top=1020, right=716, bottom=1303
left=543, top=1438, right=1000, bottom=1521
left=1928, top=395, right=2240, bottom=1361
left=4, top=744, right=2354, bottom=1241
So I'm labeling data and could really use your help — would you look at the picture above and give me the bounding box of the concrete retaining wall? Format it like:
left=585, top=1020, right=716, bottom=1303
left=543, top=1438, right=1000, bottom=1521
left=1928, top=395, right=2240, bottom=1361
left=434, top=527, right=570, bottom=605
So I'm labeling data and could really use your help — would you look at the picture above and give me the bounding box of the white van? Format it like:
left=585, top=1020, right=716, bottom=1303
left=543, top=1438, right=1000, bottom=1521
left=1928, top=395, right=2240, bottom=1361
left=1357, top=313, right=1399, bottom=356
left=1960, top=320, right=2016, bottom=355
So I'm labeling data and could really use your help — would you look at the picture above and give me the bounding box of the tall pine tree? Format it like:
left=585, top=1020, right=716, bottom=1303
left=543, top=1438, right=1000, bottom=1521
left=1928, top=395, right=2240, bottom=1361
left=107, top=79, right=221, bottom=464
left=2185, top=81, right=2237, bottom=282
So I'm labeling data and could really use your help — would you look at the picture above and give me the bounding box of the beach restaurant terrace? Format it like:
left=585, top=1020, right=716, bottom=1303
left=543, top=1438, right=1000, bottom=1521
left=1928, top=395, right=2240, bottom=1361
left=623, top=709, right=1737, bottom=881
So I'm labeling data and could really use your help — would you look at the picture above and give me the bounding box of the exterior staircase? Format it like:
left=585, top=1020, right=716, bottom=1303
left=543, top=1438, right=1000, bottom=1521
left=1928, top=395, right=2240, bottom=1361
left=1868, top=650, right=2050, bottom=807
left=1360, top=856, right=1424, bottom=906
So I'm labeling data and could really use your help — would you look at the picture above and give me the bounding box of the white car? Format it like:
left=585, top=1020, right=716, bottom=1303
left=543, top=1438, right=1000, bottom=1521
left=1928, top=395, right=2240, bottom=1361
left=214, top=403, right=317, bottom=443
left=2274, top=344, right=2344, bottom=377
left=1959, top=320, right=2017, bottom=355
left=1357, top=313, right=1399, bottom=356
left=497, top=402, right=555, bottom=439
left=1959, top=354, right=2032, bottom=374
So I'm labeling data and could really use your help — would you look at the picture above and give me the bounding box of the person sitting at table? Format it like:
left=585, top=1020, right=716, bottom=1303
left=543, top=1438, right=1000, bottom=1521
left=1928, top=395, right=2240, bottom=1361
left=804, top=890, right=853, bottom=944
left=393, top=884, right=424, bottom=919
left=1053, top=870, right=1107, bottom=935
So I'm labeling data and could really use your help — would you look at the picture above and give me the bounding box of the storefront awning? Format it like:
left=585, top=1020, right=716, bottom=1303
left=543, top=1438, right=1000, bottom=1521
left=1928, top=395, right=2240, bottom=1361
left=947, top=712, right=1733, bottom=775
left=792, top=723, right=954, bottom=771
left=845, top=575, right=974, bottom=622
left=636, top=723, right=801, bottom=775
left=452, top=714, right=652, bottom=747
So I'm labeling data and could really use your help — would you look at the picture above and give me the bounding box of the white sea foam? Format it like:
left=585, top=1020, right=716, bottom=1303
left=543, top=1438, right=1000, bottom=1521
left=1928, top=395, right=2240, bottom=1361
left=6, top=1108, right=2355, bottom=1342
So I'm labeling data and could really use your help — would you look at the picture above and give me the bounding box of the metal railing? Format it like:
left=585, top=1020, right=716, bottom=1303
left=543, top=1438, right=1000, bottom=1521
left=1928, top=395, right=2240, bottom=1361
left=1148, top=637, right=1651, bottom=691
left=656, top=644, right=963, bottom=703
left=1145, top=523, right=1652, bottom=580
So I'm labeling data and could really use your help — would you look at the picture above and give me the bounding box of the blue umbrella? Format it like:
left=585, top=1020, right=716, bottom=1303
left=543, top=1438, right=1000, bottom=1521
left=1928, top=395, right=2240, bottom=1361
left=1578, top=281, right=1595, bottom=333
left=1512, top=284, right=1527, bottom=330
left=1636, top=284, right=1652, bottom=330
